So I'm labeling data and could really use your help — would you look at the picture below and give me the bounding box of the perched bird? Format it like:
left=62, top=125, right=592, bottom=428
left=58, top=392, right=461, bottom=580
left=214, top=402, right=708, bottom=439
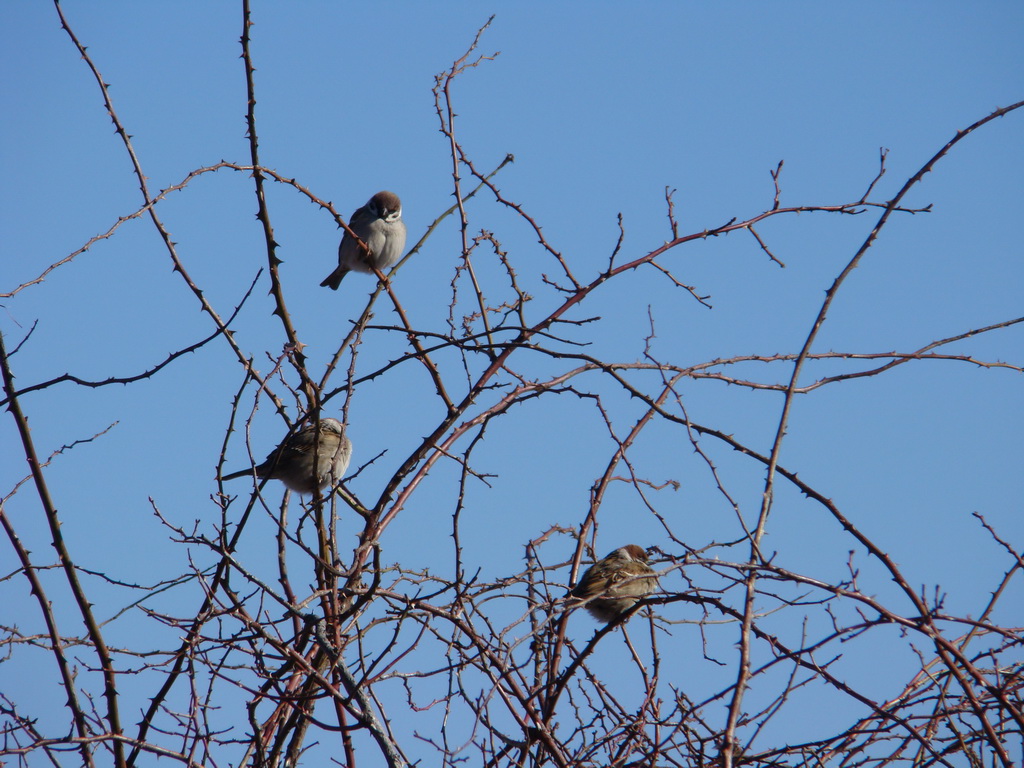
left=320, top=190, right=407, bottom=290
left=221, top=418, right=352, bottom=494
left=570, top=544, right=658, bottom=623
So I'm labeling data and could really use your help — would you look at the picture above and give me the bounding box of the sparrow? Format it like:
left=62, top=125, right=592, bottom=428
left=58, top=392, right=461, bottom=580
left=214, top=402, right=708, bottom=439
left=570, top=544, right=658, bottom=623
left=221, top=418, right=352, bottom=494
left=320, top=190, right=407, bottom=289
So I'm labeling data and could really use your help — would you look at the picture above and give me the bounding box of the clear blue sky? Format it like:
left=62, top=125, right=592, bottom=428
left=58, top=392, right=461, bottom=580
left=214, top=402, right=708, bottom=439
left=2, top=2, right=1022, bottom=764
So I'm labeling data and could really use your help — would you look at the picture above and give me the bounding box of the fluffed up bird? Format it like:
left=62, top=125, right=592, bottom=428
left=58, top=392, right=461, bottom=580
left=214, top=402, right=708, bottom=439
left=320, top=190, right=407, bottom=290
left=221, top=418, right=352, bottom=494
left=570, top=544, right=658, bottom=623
